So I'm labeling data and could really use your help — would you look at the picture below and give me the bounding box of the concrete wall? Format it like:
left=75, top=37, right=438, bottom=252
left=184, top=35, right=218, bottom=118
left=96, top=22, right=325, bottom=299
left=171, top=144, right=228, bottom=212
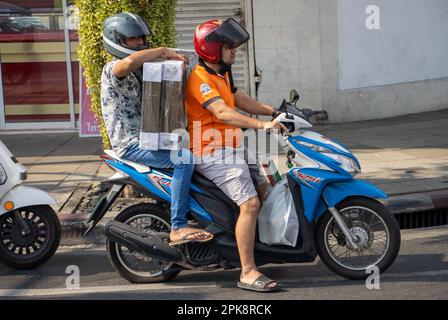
left=252, top=0, right=448, bottom=123
left=252, top=0, right=323, bottom=111
left=339, top=0, right=448, bottom=90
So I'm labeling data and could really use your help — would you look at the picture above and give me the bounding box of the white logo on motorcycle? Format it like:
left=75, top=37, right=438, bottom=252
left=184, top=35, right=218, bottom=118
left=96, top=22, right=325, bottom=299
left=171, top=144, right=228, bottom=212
left=200, top=83, right=212, bottom=96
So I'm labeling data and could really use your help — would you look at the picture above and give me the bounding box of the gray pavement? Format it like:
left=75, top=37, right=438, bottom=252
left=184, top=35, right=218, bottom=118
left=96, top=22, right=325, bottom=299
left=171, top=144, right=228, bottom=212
left=0, top=225, right=446, bottom=300
left=0, top=108, right=447, bottom=232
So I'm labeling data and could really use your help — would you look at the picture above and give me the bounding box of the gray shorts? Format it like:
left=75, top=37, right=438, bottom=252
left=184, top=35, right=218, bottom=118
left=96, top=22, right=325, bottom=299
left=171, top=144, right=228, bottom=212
left=195, top=148, right=267, bottom=206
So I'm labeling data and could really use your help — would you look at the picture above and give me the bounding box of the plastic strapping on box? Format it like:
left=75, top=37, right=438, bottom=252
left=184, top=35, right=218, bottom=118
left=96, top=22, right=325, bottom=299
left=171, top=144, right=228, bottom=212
left=139, top=50, right=197, bottom=151
left=140, top=62, right=163, bottom=150
left=161, top=60, right=186, bottom=134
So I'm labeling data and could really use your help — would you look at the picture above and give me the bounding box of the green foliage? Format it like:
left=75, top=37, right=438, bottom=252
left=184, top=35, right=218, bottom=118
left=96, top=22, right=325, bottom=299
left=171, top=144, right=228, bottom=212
left=76, top=0, right=177, bottom=148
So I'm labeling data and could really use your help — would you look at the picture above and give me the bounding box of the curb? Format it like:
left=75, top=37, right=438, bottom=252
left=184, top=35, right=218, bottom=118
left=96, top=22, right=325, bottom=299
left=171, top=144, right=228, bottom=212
left=59, top=214, right=110, bottom=247
left=382, top=189, right=448, bottom=215
left=58, top=189, right=448, bottom=247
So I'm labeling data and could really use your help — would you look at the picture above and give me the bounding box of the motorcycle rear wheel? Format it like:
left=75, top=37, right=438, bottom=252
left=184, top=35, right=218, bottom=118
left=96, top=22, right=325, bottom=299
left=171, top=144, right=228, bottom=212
left=107, top=203, right=181, bottom=283
left=315, top=196, right=401, bottom=280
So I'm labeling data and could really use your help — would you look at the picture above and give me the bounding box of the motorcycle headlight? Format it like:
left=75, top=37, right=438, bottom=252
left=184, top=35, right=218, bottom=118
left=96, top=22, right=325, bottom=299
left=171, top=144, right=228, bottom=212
left=0, top=163, right=7, bottom=184
left=295, top=140, right=360, bottom=174
left=322, top=153, right=360, bottom=175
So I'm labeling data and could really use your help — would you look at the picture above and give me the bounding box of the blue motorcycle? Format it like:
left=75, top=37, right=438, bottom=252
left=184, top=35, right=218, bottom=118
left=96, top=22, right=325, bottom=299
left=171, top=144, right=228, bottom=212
left=85, top=90, right=401, bottom=283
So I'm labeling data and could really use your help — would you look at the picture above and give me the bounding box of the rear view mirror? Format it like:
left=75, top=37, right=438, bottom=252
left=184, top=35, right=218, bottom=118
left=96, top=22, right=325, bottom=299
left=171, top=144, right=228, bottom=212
left=289, top=89, right=299, bottom=105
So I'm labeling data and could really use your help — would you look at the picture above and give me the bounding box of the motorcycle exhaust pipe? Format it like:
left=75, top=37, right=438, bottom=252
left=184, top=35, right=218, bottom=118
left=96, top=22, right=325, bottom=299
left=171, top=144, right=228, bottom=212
left=104, top=220, right=182, bottom=262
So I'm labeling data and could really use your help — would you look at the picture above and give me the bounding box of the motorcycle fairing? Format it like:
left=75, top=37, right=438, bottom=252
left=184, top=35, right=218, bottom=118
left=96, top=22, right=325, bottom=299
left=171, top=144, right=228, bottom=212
left=289, top=166, right=388, bottom=222
left=317, top=180, right=388, bottom=217
left=190, top=173, right=240, bottom=233
left=288, top=167, right=351, bottom=222
left=104, top=159, right=213, bottom=222
left=291, top=131, right=361, bottom=169
left=208, top=175, right=318, bottom=266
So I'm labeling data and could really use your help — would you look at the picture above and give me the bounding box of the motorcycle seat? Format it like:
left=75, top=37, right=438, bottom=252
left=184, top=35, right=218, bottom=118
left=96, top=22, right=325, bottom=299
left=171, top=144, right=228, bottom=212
left=103, top=150, right=225, bottom=195
left=104, top=150, right=151, bottom=173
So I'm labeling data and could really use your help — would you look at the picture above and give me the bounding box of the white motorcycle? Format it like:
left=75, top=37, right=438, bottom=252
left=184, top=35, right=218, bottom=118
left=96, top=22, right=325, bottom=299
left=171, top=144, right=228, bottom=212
left=0, top=141, right=60, bottom=269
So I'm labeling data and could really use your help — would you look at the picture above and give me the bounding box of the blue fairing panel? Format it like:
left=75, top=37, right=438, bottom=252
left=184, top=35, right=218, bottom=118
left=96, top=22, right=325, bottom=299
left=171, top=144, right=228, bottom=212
left=289, top=167, right=352, bottom=222
left=313, top=180, right=388, bottom=220
left=106, top=160, right=212, bottom=221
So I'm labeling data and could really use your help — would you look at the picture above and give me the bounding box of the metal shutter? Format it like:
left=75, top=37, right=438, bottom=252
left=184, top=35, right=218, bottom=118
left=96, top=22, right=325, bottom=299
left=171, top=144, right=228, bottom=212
left=174, top=0, right=249, bottom=92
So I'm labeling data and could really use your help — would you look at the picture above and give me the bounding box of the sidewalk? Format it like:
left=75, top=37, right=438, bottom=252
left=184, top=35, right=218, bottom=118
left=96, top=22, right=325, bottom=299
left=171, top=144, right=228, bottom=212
left=1, top=109, right=447, bottom=244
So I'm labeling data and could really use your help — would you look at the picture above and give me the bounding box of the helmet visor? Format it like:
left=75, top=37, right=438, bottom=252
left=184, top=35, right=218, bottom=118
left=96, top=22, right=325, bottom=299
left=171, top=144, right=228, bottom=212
left=205, top=18, right=249, bottom=49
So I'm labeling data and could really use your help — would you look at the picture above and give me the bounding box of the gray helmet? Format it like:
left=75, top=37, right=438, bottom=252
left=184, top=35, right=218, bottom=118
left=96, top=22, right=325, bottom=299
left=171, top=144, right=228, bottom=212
left=102, top=12, right=152, bottom=59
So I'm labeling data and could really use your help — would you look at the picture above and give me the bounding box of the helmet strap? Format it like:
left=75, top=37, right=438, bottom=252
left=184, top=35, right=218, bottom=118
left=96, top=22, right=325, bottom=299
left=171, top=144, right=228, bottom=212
left=219, top=61, right=237, bottom=94
left=227, top=66, right=237, bottom=94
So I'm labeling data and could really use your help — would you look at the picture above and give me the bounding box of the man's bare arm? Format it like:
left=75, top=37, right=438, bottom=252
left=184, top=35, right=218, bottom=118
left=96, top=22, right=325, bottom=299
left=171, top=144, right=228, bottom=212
left=113, top=48, right=186, bottom=78
left=234, top=90, right=275, bottom=116
left=206, top=99, right=286, bottom=131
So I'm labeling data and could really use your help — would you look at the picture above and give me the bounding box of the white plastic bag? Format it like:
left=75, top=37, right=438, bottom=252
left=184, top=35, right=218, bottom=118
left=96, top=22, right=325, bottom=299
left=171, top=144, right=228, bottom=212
left=258, top=179, right=299, bottom=246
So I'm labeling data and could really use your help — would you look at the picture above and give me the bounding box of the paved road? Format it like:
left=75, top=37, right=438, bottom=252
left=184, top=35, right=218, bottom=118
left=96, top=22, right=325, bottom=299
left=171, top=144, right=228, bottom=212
left=0, top=226, right=447, bottom=300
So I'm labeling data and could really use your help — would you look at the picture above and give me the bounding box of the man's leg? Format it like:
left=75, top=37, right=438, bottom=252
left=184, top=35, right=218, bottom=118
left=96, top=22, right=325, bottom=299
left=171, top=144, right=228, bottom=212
left=169, top=149, right=212, bottom=242
left=236, top=196, right=261, bottom=282
left=195, top=156, right=278, bottom=289
left=122, top=145, right=212, bottom=242
left=236, top=196, right=277, bottom=288
left=243, top=149, right=269, bottom=207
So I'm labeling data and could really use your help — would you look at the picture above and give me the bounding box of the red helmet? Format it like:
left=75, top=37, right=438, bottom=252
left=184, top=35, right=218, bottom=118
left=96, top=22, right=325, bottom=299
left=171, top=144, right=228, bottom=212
left=194, top=18, right=249, bottom=64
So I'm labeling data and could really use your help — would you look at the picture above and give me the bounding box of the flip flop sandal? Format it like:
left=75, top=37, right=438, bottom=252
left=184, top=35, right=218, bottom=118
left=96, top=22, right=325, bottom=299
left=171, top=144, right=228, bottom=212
left=237, top=275, right=280, bottom=292
left=168, top=231, right=214, bottom=246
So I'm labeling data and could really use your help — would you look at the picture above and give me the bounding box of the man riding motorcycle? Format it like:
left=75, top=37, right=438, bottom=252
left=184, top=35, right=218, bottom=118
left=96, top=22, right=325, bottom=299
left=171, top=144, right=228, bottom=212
left=185, top=18, right=287, bottom=292
left=100, top=12, right=213, bottom=246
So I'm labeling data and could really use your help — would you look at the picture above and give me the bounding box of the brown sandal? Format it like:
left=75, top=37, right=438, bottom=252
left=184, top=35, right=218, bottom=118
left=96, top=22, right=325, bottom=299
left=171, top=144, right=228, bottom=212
left=168, top=231, right=214, bottom=246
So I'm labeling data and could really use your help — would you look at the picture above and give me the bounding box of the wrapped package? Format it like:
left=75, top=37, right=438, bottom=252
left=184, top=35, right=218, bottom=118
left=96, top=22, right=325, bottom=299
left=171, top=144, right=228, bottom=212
left=159, top=60, right=186, bottom=150
left=162, top=60, right=185, bottom=131
left=139, top=62, right=163, bottom=150
left=139, top=50, right=196, bottom=151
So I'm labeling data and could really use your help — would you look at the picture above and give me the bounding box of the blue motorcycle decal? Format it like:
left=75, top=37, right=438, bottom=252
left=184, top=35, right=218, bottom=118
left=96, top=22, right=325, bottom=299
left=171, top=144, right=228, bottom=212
left=105, top=160, right=212, bottom=221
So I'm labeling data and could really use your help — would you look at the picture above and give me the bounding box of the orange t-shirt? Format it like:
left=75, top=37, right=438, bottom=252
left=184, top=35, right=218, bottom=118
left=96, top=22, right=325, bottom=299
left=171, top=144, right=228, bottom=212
left=185, top=63, right=242, bottom=156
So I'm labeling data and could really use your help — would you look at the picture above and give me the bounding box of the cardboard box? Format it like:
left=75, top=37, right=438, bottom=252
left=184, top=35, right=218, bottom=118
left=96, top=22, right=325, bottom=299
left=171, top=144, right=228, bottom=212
left=139, top=60, right=187, bottom=151
left=139, top=62, right=163, bottom=150
left=139, top=49, right=197, bottom=151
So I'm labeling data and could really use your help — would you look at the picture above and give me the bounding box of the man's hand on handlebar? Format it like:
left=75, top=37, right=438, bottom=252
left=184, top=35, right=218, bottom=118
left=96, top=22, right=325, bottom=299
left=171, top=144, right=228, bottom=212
left=263, top=120, right=288, bottom=134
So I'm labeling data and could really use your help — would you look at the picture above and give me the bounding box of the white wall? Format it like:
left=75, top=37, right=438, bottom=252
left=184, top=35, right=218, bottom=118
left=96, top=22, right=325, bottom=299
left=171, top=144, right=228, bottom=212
left=252, top=0, right=448, bottom=123
left=252, top=0, right=323, bottom=110
left=339, top=0, right=448, bottom=90
left=320, top=0, right=448, bottom=122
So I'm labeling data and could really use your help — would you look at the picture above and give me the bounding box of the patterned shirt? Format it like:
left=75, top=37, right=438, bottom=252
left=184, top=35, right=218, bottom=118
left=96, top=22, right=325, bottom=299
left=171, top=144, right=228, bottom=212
left=101, top=60, right=142, bottom=157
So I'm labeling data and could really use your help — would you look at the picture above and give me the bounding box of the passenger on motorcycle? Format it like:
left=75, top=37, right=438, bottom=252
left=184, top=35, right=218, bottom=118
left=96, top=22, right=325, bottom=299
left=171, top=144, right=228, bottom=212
left=100, top=12, right=213, bottom=246
left=185, top=18, right=287, bottom=291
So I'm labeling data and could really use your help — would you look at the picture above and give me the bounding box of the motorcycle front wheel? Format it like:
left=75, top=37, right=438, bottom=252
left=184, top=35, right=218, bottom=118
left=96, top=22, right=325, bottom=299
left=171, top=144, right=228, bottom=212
left=0, top=205, right=61, bottom=269
left=315, top=196, right=401, bottom=280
